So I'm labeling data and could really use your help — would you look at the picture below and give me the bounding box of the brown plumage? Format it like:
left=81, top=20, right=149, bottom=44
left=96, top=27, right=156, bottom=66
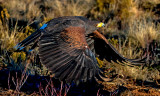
left=15, top=16, right=146, bottom=84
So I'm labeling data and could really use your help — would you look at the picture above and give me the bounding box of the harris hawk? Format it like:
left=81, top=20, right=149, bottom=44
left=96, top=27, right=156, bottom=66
left=15, top=16, right=145, bottom=84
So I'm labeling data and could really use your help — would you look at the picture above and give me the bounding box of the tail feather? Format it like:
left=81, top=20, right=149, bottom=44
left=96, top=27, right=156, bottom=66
left=15, top=30, right=42, bottom=50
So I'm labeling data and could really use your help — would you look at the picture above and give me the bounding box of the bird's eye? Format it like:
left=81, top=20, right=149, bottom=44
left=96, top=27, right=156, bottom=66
left=96, top=22, right=105, bottom=27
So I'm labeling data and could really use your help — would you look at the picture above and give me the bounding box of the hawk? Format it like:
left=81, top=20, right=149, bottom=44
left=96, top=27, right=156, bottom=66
left=15, top=16, right=145, bottom=84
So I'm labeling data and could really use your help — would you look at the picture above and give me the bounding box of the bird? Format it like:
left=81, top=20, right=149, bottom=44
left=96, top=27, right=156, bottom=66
left=15, top=16, right=145, bottom=84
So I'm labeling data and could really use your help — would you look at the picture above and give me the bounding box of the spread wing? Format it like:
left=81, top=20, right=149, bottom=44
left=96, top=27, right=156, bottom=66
left=90, top=31, right=146, bottom=66
left=38, top=22, right=109, bottom=84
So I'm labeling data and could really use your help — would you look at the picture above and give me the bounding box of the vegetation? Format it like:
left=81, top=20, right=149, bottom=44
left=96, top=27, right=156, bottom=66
left=0, top=0, right=160, bottom=95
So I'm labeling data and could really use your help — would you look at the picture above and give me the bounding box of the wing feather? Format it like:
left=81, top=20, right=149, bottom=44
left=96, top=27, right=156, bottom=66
left=92, top=31, right=146, bottom=66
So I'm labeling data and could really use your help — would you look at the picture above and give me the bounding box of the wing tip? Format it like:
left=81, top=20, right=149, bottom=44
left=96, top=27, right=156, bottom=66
left=14, top=44, right=19, bottom=49
left=28, top=49, right=33, bottom=52
left=14, top=43, right=24, bottom=50
left=95, top=71, right=112, bottom=82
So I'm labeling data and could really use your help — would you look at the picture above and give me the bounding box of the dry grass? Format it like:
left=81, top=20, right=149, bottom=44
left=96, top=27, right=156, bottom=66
left=120, top=84, right=160, bottom=96
left=0, top=26, right=18, bottom=51
left=128, top=18, right=160, bottom=48
left=2, top=0, right=94, bottom=23
left=108, top=37, right=143, bottom=59
left=3, top=0, right=41, bottom=22
left=103, top=60, right=160, bottom=85
left=0, top=24, right=25, bottom=52
left=44, top=0, right=94, bottom=18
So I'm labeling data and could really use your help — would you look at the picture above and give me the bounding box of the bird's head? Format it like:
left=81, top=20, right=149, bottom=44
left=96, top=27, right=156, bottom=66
left=86, top=22, right=105, bottom=38
left=85, top=20, right=107, bottom=38
left=95, top=22, right=105, bottom=35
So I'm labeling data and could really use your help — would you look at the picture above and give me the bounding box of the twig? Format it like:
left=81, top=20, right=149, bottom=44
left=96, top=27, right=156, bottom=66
left=8, top=72, right=10, bottom=90
left=39, top=79, right=70, bottom=96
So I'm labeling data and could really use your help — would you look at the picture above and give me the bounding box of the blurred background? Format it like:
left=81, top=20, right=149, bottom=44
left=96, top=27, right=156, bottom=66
left=0, top=0, right=160, bottom=95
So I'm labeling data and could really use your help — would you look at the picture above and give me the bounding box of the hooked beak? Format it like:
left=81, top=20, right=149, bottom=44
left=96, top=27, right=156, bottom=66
left=96, top=22, right=105, bottom=28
